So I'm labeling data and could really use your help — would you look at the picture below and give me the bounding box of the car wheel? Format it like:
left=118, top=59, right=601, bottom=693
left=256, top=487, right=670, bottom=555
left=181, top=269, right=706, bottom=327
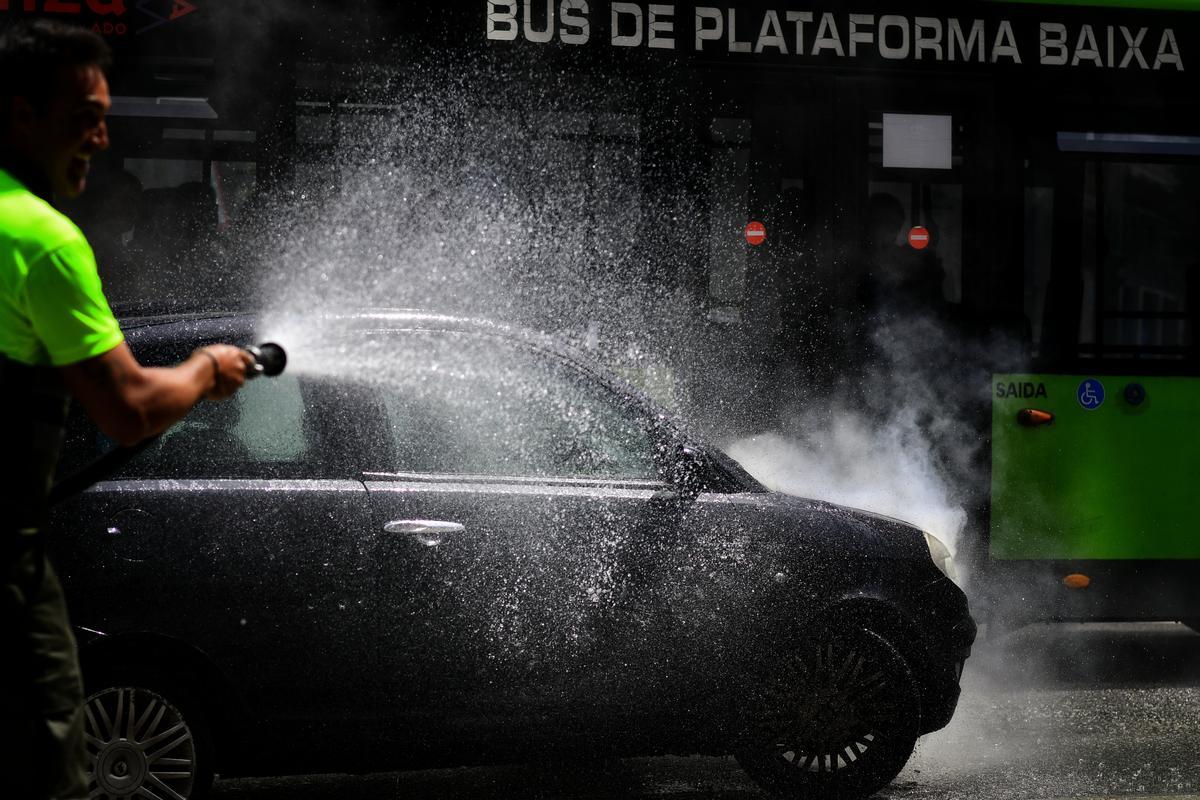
left=83, top=675, right=214, bottom=800
left=735, top=626, right=921, bottom=800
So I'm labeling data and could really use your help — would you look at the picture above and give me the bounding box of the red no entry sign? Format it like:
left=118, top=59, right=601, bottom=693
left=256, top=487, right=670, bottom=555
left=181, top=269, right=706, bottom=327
left=908, top=226, right=931, bottom=250
left=745, top=221, right=766, bottom=246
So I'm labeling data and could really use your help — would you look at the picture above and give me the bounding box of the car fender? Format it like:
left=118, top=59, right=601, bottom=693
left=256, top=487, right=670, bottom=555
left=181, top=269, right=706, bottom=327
left=77, top=630, right=250, bottom=773
left=819, top=594, right=932, bottom=675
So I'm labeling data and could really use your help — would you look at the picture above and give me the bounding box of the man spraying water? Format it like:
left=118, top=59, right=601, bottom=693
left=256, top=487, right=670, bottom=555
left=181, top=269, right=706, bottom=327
left=0, top=20, right=254, bottom=799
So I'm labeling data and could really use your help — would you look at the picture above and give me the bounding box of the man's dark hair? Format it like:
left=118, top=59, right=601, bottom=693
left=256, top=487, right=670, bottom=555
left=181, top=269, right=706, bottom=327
left=0, top=20, right=111, bottom=122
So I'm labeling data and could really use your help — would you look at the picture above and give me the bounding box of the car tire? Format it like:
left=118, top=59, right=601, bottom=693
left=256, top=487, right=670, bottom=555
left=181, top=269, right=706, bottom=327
left=83, top=669, right=215, bottom=800
left=734, top=626, right=921, bottom=800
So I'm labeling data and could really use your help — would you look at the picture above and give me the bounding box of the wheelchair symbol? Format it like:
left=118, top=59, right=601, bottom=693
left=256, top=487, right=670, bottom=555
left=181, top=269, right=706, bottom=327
left=1077, top=379, right=1105, bottom=410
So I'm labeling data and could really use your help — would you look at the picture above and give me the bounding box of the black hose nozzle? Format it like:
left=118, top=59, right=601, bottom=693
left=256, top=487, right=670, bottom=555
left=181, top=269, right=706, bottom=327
left=244, top=342, right=287, bottom=378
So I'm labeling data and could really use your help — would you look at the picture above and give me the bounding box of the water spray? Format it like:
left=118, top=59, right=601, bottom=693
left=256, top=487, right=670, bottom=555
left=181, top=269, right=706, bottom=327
left=48, top=342, right=288, bottom=505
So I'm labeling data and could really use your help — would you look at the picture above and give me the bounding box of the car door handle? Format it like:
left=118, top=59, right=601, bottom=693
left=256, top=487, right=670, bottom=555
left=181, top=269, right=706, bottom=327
left=383, top=519, right=464, bottom=546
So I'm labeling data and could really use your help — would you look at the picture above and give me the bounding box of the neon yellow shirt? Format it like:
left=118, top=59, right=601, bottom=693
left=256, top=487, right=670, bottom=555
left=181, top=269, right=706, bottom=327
left=0, top=168, right=123, bottom=367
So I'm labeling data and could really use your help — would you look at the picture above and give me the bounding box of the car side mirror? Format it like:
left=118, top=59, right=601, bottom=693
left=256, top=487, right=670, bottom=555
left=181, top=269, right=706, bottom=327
left=669, top=444, right=706, bottom=503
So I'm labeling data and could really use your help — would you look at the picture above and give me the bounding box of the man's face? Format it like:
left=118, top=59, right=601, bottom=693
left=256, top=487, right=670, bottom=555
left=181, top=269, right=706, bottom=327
left=11, top=64, right=111, bottom=199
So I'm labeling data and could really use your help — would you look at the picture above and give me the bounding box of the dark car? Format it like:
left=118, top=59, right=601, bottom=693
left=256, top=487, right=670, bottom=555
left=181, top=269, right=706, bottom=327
left=49, top=310, right=974, bottom=800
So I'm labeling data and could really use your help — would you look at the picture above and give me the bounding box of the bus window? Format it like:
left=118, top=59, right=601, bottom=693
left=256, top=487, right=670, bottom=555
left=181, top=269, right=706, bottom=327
left=1080, top=161, right=1099, bottom=351
left=212, top=161, right=258, bottom=229
left=58, top=87, right=260, bottom=312
left=1023, top=183, right=1054, bottom=357
left=1098, top=162, right=1196, bottom=356
left=1027, top=145, right=1200, bottom=363
left=296, top=105, right=334, bottom=145
left=866, top=179, right=963, bottom=304
left=865, top=114, right=964, bottom=307
left=124, top=157, right=203, bottom=188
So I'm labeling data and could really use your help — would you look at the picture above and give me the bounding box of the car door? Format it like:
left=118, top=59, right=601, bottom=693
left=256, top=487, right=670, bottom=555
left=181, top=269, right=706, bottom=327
left=349, top=328, right=707, bottom=751
left=50, top=323, right=377, bottom=747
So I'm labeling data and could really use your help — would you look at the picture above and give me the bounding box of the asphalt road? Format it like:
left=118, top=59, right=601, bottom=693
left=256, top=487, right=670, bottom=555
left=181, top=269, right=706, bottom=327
left=213, top=622, right=1200, bottom=799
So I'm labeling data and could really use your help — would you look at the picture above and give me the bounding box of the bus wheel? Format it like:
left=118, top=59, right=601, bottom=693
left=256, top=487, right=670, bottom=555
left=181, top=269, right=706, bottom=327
left=735, top=626, right=920, bottom=800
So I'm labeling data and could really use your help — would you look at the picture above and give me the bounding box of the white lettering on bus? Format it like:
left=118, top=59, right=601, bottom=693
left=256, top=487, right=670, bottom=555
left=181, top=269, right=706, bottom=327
left=524, top=0, right=555, bottom=43
left=487, top=0, right=591, bottom=43
left=879, top=15, right=910, bottom=60
left=1119, top=26, right=1148, bottom=68
left=812, top=12, right=845, bottom=56
left=728, top=7, right=751, bottom=52
left=482, top=4, right=1185, bottom=71
left=914, top=17, right=943, bottom=60
left=948, top=18, right=984, bottom=62
left=1071, top=24, right=1101, bottom=66
left=848, top=13, right=873, bottom=57
left=786, top=11, right=812, bottom=55
left=561, top=0, right=590, bottom=44
left=486, top=0, right=518, bottom=40
left=695, top=6, right=722, bottom=50
left=647, top=3, right=673, bottom=49
left=1040, top=22, right=1068, bottom=65
left=754, top=9, right=787, bottom=54
left=1154, top=29, right=1183, bottom=70
left=992, top=20, right=1021, bottom=63
left=611, top=1, right=642, bottom=46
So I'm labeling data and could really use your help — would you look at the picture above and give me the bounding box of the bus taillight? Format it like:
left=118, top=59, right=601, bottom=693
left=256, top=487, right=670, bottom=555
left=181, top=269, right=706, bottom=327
left=1063, top=574, right=1091, bottom=590
left=1017, top=408, right=1055, bottom=426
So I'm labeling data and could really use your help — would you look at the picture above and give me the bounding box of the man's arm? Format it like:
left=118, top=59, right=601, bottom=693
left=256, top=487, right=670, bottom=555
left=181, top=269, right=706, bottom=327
left=59, top=342, right=254, bottom=447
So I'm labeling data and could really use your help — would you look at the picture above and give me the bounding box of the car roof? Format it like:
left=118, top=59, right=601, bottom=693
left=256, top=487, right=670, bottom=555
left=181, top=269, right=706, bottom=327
left=120, top=308, right=639, bottom=401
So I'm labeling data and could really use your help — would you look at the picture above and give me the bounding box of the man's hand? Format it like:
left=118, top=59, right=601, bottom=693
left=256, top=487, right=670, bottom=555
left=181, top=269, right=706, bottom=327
left=60, top=341, right=255, bottom=447
left=196, top=345, right=254, bottom=400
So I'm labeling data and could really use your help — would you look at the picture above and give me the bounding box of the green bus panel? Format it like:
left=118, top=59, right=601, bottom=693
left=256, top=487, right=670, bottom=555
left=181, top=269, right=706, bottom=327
left=990, top=374, right=1200, bottom=560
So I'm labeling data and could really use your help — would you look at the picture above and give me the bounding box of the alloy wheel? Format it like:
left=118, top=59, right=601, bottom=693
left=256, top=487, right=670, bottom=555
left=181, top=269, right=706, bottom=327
left=84, top=686, right=197, bottom=800
left=736, top=627, right=920, bottom=800
left=754, top=640, right=891, bottom=773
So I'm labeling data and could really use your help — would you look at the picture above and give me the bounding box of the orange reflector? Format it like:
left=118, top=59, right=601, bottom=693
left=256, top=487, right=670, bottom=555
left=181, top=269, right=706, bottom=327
left=1063, top=573, right=1091, bottom=590
left=1017, top=408, right=1055, bottom=427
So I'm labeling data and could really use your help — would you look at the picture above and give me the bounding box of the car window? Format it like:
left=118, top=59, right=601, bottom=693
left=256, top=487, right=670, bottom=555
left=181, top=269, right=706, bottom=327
left=128, top=374, right=308, bottom=478
left=58, top=372, right=332, bottom=481
left=369, top=331, right=659, bottom=480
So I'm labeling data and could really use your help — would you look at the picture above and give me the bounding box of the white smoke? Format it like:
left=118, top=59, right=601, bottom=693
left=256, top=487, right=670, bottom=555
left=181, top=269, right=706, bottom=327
left=726, top=410, right=967, bottom=554
left=722, top=308, right=1021, bottom=571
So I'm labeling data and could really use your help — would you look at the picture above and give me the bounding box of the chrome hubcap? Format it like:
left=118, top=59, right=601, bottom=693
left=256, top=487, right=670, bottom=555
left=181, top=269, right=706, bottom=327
left=84, top=686, right=196, bottom=800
